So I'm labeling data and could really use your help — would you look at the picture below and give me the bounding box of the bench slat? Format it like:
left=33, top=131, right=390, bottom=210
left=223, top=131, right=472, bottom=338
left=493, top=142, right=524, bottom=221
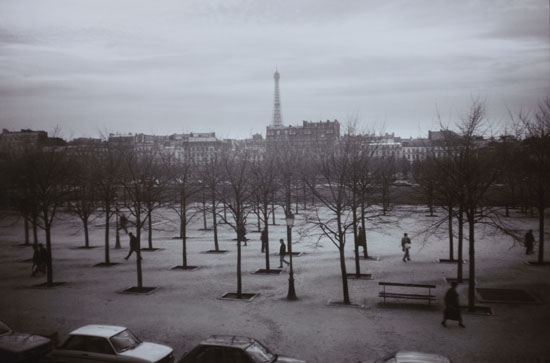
left=379, top=282, right=436, bottom=288
left=379, top=292, right=436, bottom=300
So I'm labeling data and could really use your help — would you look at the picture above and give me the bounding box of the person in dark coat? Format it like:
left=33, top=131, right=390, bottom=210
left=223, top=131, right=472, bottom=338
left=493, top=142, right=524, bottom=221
left=357, top=226, right=367, bottom=258
left=38, top=244, right=48, bottom=273
left=279, top=239, right=289, bottom=268
left=31, top=245, right=41, bottom=276
left=525, top=229, right=535, bottom=255
left=125, top=232, right=142, bottom=260
left=261, top=228, right=268, bottom=253
left=401, top=233, right=411, bottom=262
left=238, top=225, right=247, bottom=246
left=442, top=282, right=465, bottom=328
left=119, top=214, right=129, bottom=234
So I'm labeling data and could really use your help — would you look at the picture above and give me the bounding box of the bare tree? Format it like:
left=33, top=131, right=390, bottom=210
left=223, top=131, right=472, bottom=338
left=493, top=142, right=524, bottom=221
left=168, top=156, right=201, bottom=268
left=67, top=152, right=99, bottom=248
left=437, top=101, right=498, bottom=310
left=517, top=98, right=550, bottom=264
left=91, top=143, right=123, bottom=265
left=375, top=156, right=396, bottom=215
left=120, top=147, right=163, bottom=288
left=217, top=147, right=254, bottom=298
left=22, top=146, right=70, bottom=286
left=303, top=141, right=355, bottom=305
left=198, top=150, right=225, bottom=252
left=250, top=154, right=279, bottom=271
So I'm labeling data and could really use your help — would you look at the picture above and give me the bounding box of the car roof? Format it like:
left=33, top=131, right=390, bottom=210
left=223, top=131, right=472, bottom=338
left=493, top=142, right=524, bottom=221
left=395, top=351, right=450, bottom=363
left=69, top=325, right=127, bottom=338
left=201, top=335, right=256, bottom=349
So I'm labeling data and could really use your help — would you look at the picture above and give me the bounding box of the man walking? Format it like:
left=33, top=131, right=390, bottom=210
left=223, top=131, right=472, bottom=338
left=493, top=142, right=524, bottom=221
left=442, top=282, right=465, bottom=328
left=357, top=226, right=367, bottom=258
left=261, top=228, right=268, bottom=253
left=31, top=245, right=41, bottom=276
left=279, top=239, right=289, bottom=268
left=401, top=233, right=411, bottom=262
left=525, top=229, right=535, bottom=255
left=238, top=224, right=247, bottom=246
left=125, top=232, right=142, bottom=260
left=119, top=214, right=129, bottom=234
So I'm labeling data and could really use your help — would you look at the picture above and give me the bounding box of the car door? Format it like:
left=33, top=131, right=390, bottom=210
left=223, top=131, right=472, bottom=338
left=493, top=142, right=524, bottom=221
left=51, top=335, right=90, bottom=363
left=81, top=336, right=119, bottom=363
left=222, top=347, right=255, bottom=363
left=181, top=345, right=223, bottom=363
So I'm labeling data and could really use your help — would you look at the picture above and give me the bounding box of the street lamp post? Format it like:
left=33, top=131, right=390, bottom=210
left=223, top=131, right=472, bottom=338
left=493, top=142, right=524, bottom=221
left=285, top=212, right=297, bottom=300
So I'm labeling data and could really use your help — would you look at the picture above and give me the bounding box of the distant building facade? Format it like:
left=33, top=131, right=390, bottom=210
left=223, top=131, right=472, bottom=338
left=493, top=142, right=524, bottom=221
left=266, top=120, right=340, bottom=155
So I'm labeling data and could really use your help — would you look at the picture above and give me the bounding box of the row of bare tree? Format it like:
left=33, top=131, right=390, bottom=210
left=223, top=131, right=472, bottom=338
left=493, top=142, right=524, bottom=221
left=1, top=99, right=548, bottom=306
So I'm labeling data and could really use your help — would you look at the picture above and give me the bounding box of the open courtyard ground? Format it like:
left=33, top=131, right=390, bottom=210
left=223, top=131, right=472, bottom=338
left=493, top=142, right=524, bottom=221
left=1, top=205, right=549, bottom=363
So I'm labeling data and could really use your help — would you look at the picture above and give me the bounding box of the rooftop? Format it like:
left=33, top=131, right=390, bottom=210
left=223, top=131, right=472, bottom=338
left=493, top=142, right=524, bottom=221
left=69, top=325, right=126, bottom=338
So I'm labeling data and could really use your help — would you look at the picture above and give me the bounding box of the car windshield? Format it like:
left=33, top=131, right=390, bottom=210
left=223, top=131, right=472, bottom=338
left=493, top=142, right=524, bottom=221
left=245, top=341, right=276, bottom=363
left=110, top=329, right=141, bottom=353
left=0, top=321, right=11, bottom=335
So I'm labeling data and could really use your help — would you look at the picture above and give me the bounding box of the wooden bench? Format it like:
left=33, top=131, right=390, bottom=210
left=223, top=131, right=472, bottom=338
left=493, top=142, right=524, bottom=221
left=379, top=282, right=436, bottom=305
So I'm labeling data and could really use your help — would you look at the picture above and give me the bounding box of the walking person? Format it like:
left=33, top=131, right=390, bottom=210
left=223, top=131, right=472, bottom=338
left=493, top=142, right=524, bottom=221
left=261, top=228, right=268, bottom=253
left=125, top=232, right=142, bottom=260
left=119, top=214, right=129, bottom=234
left=238, top=225, right=247, bottom=246
left=279, top=239, right=289, bottom=268
left=525, top=229, right=535, bottom=255
left=401, top=233, right=411, bottom=262
left=441, top=282, right=465, bottom=328
left=38, top=244, right=48, bottom=273
left=31, top=245, right=41, bottom=276
left=357, top=226, right=367, bottom=258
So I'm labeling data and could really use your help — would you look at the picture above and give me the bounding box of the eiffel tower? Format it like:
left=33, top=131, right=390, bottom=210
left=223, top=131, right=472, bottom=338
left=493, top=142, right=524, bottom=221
left=272, top=69, right=283, bottom=128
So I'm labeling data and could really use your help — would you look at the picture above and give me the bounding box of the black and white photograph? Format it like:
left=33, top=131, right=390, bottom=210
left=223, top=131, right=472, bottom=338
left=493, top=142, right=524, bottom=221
left=1, top=1, right=549, bottom=362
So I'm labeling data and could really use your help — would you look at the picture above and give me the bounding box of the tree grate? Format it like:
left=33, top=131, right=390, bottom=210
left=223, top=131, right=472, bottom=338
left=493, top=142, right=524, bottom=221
left=476, top=288, right=539, bottom=303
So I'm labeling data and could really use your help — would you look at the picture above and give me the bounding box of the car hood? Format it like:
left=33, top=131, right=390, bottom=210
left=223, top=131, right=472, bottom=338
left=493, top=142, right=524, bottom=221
left=395, top=351, right=451, bottom=363
left=0, top=332, right=52, bottom=353
left=120, top=342, right=173, bottom=362
left=275, top=354, right=306, bottom=363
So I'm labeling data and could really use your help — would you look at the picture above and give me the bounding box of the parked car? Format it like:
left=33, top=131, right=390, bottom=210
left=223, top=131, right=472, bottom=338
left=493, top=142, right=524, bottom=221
left=0, top=320, right=54, bottom=363
left=178, top=335, right=305, bottom=363
left=375, top=350, right=452, bottom=363
left=49, top=324, right=174, bottom=363
left=392, top=180, right=413, bottom=187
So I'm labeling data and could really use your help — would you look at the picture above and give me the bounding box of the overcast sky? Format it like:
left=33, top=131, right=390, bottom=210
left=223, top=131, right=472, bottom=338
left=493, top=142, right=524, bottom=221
left=1, top=0, right=548, bottom=140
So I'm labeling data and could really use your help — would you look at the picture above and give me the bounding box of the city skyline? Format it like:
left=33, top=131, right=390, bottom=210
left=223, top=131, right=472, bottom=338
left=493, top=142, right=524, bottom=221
left=1, top=0, right=549, bottom=141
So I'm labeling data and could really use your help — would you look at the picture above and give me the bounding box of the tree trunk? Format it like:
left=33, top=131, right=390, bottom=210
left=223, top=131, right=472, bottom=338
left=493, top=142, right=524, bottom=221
left=147, top=209, right=153, bottom=249
left=104, top=200, right=110, bottom=264
left=302, top=181, right=307, bottom=210
left=212, top=195, right=219, bottom=251
left=352, top=203, right=361, bottom=277
left=448, top=206, right=454, bottom=261
left=236, top=223, right=242, bottom=298
left=32, top=214, right=38, bottom=247
left=361, top=201, right=368, bottom=258
left=202, top=192, right=207, bottom=230
left=537, top=184, right=545, bottom=263
left=467, top=212, right=476, bottom=311
left=136, top=207, right=143, bottom=288
left=271, top=190, right=276, bottom=225
left=115, top=205, right=121, bottom=249
left=339, top=245, right=351, bottom=304
left=24, top=215, right=30, bottom=245
left=457, top=207, right=464, bottom=282
left=337, top=215, right=351, bottom=304
left=44, top=214, right=54, bottom=287
left=256, top=203, right=261, bottom=232
left=182, top=203, right=187, bottom=267
left=83, top=219, right=89, bottom=248
left=264, top=214, right=270, bottom=271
